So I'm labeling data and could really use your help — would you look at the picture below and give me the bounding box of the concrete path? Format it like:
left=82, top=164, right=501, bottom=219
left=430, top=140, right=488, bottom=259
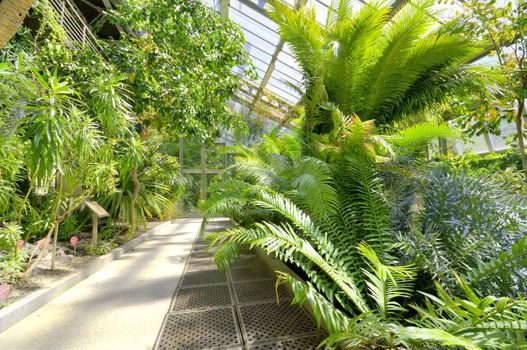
left=0, top=218, right=202, bottom=350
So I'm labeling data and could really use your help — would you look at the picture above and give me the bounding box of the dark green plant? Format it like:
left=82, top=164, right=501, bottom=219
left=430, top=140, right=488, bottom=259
left=86, top=240, right=118, bottom=256
left=58, top=215, right=79, bottom=241
left=394, top=167, right=527, bottom=296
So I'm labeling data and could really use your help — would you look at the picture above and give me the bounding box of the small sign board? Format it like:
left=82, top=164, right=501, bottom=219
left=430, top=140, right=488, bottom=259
left=84, top=200, right=109, bottom=218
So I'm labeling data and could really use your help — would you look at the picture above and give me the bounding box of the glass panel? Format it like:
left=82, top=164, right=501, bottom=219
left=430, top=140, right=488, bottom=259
left=270, top=75, right=301, bottom=95
left=456, top=134, right=490, bottom=154
left=230, top=0, right=278, bottom=29
left=491, top=121, right=517, bottom=152
left=270, top=68, right=303, bottom=88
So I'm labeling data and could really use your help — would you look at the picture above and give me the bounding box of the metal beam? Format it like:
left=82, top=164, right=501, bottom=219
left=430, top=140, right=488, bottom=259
left=249, top=0, right=307, bottom=113
left=101, top=0, right=126, bottom=34
left=182, top=169, right=223, bottom=174
left=220, top=0, right=230, bottom=17
left=78, top=0, right=104, bottom=12
left=389, top=0, right=408, bottom=16
left=236, top=0, right=268, bottom=18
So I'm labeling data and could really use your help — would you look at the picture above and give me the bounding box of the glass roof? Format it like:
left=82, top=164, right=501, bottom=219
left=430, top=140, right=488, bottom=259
left=207, top=0, right=466, bottom=113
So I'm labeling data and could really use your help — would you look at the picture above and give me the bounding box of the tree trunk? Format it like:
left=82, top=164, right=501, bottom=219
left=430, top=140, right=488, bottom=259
left=129, top=167, right=140, bottom=236
left=0, top=0, right=34, bottom=48
left=514, top=100, right=527, bottom=182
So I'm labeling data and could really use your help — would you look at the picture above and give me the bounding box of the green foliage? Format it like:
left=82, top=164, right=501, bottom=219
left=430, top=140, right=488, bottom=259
left=86, top=240, right=118, bottom=256
left=58, top=216, right=79, bottom=241
left=458, top=0, right=527, bottom=177
left=0, top=223, right=23, bottom=252
left=0, top=255, right=24, bottom=285
left=103, top=0, right=255, bottom=139
left=98, top=223, right=119, bottom=241
left=98, top=145, right=186, bottom=226
left=202, top=110, right=527, bottom=348
left=268, top=0, right=488, bottom=151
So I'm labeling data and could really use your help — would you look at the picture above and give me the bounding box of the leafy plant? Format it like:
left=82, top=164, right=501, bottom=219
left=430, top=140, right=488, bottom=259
left=103, top=0, right=255, bottom=140
left=0, top=223, right=23, bottom=252
left=58, top=215, right=78, bottom=241
left=86, top=240, right=118, bottom=256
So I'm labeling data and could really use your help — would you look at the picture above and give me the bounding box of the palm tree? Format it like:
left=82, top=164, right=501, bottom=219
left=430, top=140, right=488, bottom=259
left=267, top=0, right=488, bottom=149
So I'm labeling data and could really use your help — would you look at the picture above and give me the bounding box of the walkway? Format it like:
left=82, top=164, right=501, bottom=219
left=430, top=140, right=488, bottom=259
left=0, top=217, right=325, bottom=350
left=154, top=218, right=324, bottom=350
left=0, top=218, right=200, bottom=350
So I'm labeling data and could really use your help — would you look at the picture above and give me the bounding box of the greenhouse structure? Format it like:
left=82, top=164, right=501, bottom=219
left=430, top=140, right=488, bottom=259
left=0, top=0, right=527, bottom=349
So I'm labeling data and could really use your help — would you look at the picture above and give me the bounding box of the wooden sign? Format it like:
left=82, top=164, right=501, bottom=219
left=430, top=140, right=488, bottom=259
left=84, top=200, right=109, bottom=247
left=84, top=200, right=109, bottom=218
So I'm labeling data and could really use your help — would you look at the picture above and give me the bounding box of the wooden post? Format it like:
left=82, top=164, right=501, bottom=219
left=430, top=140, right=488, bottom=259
left=179, top=137, right=184, bottom=167
left=84, top=200, right=108, bottom=247
left=92, top=214, right=98, bottom=247
left=200, top=145, right=206, bottom=200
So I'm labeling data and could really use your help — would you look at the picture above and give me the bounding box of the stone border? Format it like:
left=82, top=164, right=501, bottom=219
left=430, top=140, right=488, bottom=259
left=0, top=221, right=171, bottom=333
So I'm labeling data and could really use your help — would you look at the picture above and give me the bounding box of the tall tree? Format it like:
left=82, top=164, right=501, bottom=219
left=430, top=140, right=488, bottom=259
left=104, top=0, right=254, bottom=140
left=462, top=0, right=527, bottom=181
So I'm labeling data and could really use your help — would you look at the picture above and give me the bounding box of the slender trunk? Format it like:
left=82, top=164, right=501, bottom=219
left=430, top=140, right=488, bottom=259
left=129, top=167, right=140, bottom=236
left=515, top=100, right=527, bottom=182
left=26, top=173, right=63, bottom=275
left=51, top=172, right=62, bottom=270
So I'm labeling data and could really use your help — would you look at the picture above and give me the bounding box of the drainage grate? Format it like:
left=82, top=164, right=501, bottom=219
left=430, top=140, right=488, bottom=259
left=230, top=265, right=275, bottom=282
left=238, top=301, right=320, bottom=344
left=156, top=308, right=241, bottom=350
left=233, top=280, right=291, bottom=304
left=181, top=269, right=228, bottom=286
left=192, top=242, right=210, bottom=250
left=247, top=334, right=325, bottom=349
left=171, top=284, right=232, bottom=311
left=186, top=257, right=219, bottom=272
left=190, top=250, right=215, bottom=259
left=230, top=254, right=266, bottom=269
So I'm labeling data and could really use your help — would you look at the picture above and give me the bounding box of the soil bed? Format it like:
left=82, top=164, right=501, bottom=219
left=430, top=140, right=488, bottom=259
left=2, top=221, right=161, bottom=309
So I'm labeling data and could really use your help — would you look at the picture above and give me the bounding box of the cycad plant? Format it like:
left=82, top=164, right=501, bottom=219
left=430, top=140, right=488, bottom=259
left=267, top=0, right=488, bottom=150
left=201, top=118, right=527, bottom=348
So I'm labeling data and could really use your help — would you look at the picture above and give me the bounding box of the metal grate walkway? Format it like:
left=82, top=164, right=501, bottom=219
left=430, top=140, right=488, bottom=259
left=154, top=219, right=325, bottom=350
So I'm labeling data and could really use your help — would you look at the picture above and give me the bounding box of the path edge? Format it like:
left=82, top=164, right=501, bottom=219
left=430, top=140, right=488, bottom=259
left=0, top=221, right=171, bottom=333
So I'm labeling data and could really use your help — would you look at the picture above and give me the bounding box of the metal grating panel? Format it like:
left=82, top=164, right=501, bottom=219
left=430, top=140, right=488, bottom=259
left=181, top=269, right=228, bottom=286
left=248, top=334, right=326, bottom=349
left=191, top=250, right=215, bottom=259
left=156, top=308, right=241, bottom=350
left=172, top=284, right=232, bottom=311
left=238, top=302, right=320, bottom=344
left=230, top=254, right=267, bottom=269
left=192, top=243, right=211, bottom=252
left=230, top=264, right=275, bottom=282
left=234, top=280, right=291, bottom=304
left=186, top=257, right=220, bottom=272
